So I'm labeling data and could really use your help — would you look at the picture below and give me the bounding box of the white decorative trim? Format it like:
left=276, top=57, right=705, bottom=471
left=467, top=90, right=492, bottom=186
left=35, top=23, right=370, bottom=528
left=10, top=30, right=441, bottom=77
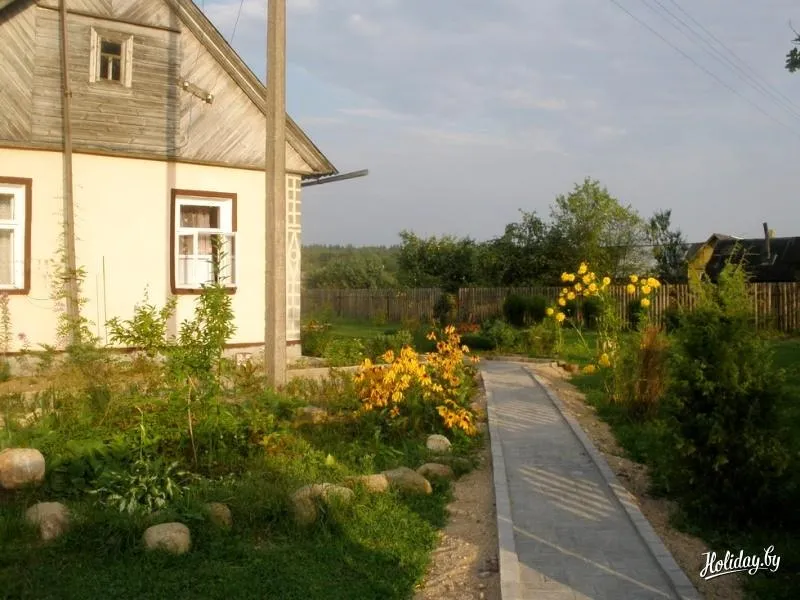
left=286, top=175, right=302, bottom=341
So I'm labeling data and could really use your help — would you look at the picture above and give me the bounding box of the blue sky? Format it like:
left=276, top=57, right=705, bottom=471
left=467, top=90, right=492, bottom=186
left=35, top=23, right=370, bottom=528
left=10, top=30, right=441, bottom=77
left=203, top=0, right=800, bottom=246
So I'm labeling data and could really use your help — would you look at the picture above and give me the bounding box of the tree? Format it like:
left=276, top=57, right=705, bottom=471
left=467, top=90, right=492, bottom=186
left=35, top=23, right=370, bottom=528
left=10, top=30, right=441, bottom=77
left=397, top=231, right=479, bottom=292
left=647, top=209, right=688, bottom=283
left=787, top=30, right=800, bottom=72
left=548, top=177, right=648, bottom=278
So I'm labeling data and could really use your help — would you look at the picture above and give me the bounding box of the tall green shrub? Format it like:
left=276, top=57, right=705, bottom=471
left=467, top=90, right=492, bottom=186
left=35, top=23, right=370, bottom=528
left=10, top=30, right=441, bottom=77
left=663, top=263, right=790, bottom=526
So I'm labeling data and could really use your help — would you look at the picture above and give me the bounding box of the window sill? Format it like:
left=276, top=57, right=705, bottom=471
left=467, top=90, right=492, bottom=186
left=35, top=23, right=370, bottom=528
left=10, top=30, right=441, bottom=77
left=172, top=286, right=237, bottom=296
left=0, top=286, right=29, bottom=295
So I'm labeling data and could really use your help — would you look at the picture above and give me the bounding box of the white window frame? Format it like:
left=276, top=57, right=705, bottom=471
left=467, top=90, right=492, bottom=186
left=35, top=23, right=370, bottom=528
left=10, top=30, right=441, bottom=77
left=0, top=181, right=27, bottom=291
left=174, top=196, right=237, bottom=290
left=89, top=28, right=133, bottom=88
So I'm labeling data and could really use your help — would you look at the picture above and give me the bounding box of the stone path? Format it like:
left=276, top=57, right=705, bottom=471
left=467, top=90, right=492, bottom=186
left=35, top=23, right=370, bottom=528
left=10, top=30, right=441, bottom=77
left=481, top=361, right=701, bottom=600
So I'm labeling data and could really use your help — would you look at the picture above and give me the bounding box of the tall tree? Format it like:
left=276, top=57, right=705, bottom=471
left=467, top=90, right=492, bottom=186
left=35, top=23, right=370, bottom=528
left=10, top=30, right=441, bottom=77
left=647, top=209, right=689, bottom=283
left=397, top=231, right=479, bottom=292
left=548, top=177, right=648, bottom=278
left=787, top=30, right=800, bottom=72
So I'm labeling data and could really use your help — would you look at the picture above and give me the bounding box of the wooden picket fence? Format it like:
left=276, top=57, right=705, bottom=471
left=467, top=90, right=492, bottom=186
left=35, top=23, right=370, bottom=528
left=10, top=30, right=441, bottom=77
left=303, top=283, right=800, bottom=332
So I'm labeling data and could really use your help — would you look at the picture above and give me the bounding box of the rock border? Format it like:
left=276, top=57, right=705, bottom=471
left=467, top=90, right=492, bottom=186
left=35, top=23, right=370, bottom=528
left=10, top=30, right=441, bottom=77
left=485, top=387, right=522, bottom=600
left=528, top=371, right=701, bottom=600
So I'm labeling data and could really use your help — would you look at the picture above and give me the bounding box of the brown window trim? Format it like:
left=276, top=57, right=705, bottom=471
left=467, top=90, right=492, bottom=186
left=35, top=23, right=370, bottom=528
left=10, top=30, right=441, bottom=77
left=169, top=188, right=237, bottom=295
left=0, top=176, right=32, bottom=295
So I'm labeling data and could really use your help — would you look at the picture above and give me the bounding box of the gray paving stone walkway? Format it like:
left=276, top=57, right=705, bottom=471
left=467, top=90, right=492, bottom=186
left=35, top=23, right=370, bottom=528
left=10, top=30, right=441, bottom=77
left=481, top=361, right=701, bottom=600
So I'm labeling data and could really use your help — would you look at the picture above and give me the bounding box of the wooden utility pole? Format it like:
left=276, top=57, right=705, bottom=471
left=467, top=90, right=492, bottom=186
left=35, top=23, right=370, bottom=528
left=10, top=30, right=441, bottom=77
left=264, top=0, right=287, bottom=386
left=59, top=0, right=80, bottom=344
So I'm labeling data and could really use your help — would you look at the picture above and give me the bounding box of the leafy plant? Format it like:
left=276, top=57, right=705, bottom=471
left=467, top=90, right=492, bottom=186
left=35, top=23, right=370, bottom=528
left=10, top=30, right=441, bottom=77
left=663, top=262, right=791, bottom=526
left=107, top=289, right=177, bottom=359
left=323, top=338, right=366, bottom=367
left=482, top=319, right=519, bottom=350
left=433, top=293, right=458, bottom=326
left=366, top=329, right=414, bottom=359
left=301, top=320, right=333, bottom=357
left=354, top=327, right=479, bottom=438
left=91, top=457, right=191, bottom=515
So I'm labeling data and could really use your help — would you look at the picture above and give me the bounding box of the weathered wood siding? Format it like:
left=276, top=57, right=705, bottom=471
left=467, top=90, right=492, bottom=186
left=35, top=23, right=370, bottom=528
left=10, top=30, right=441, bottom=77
left=0, top=1, right=36, bottom=140
left=3, top=0, right=317, bottom=173
left=177, top=21, right=313, bottom=173
left=31, top=6, right=181, bottom=154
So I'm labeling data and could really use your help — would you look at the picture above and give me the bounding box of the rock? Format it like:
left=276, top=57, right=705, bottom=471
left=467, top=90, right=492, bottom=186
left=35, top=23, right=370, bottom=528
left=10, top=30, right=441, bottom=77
left=205, top=502, right=232, bottom=529
left=295, top=406, right=328, bottom=425
left=343, top=474, right=390, bottom=493
left=290, top=483, right=354, bottom=525
left=382, top=466, right=432, bottom=495
left=416, top=463, right=454, bottom=481
left=426, top=434, right=452, bottom=453
left=24, top=502, right=70, bottom=541
left=0, top=448, right=46, bottom=490
left=142, top=522, right=191, bottom=555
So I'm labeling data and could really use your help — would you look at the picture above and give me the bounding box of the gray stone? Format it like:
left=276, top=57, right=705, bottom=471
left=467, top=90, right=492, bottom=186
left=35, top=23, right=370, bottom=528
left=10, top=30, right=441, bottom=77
left=143, top=522, right=191, bottom=555
left=426, top=434, right=452, bottom=453
left=24, top=502, right=70, bottom=541
left=416, top=463, right=455, bottom=481
left=290, top=483, right=354, bottom=525
left=382, top=466, right=433, bottom=495
left=344, top=473, right=390, bottom=493
left=206, top=502, right=232, bottom=529
left=0, top=448, right=45, bottom=489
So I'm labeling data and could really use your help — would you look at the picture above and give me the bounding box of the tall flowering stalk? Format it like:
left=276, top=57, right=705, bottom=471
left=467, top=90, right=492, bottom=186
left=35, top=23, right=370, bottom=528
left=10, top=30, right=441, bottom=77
left=545, top=261, right=661, bottom=375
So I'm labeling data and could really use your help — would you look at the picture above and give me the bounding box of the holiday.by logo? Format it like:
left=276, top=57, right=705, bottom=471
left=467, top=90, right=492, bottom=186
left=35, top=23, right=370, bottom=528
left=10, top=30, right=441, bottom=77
left=700, top=546, right=781, bottom=580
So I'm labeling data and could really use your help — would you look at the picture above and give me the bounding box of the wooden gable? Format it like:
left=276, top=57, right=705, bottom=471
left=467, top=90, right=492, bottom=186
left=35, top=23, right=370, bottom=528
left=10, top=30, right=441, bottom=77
left=0, top=0, right=336, bottom=175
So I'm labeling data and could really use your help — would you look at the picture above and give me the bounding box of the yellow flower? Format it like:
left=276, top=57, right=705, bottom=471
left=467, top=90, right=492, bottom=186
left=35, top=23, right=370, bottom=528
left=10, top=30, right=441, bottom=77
left=561, top=287, right=569, bottom=295
left=629, top=275, right=638, bottom=284
left=568, top=273, right=576, bottom=282
left=555, top=312, right=566, bottom=323
left=582, top=364, right=597, bottom=374
left=560, top=272, right=570, bottom=282
left=598, top=353, right=611, bottom=367
left=588, top=283, right=597, bottom=293
left=602, top=276, right=611, bottom=286
left=567, top=291, right=576, bottom=300
left=641, top=285, right=652, bottom=295
left=626, top=283, right=636, bottom=294
left=558, top=297, right=566, bottom=306
left=574, top=282, right=583, bottom=292
left=546, top=307, right=554, bottom=316
left=641, top=298, right=651, bottom=308
left=578, top=262, right=588, bottom=275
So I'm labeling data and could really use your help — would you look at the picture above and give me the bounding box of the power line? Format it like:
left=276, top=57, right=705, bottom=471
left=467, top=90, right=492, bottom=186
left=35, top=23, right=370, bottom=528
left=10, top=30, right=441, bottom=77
left=639, top=0, right=800, bottom=123
left=605, top=0, right=800, bottom=140
left=663, top=0, right=800, bottom=117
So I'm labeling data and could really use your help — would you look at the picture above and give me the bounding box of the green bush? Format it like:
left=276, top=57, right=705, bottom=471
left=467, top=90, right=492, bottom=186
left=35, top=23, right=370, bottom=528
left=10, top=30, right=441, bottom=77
left=433, top=293, right=458, bottom=326
left=460, top=333, right=496, bottom=351
left=367, top=329, right=414, bottom=359
left=662, top=305, right=682, bottom=333
left=627, top=298, right=646, bottom=329
left=502, top=294, right=547, bottom=327
left=522, top=322, right=558, bottom=357
left=662, top=263, right=791, bottom=526
left=301, top=320, right=333, bottom=357
left=581, top=296, right=603, bottom=329
left=322, top=338, right=366, bottom=366
left=483, top=319, right=519, bottom=350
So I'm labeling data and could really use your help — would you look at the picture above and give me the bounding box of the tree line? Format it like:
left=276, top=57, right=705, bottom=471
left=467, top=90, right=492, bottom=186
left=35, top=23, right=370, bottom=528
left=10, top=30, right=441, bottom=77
left=303, top=178, right=690, bottom=290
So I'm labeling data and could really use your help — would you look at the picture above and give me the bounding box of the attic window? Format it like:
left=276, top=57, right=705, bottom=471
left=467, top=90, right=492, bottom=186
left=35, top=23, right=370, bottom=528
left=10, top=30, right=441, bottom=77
left=89, top=28, right=133, bottom=87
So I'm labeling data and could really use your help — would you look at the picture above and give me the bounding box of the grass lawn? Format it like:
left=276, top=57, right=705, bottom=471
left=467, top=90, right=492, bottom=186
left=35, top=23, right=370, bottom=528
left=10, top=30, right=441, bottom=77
left=0, top=345, right=481, bottom=599
left=327, top=318, right=393, bottom=341
left=568, top=336, right=800, bottom=600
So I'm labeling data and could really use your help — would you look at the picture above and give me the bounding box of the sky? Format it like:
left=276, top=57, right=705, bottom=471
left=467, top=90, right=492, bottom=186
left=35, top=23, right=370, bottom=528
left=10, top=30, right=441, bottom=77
left=202, top=0, right=800, bottom=246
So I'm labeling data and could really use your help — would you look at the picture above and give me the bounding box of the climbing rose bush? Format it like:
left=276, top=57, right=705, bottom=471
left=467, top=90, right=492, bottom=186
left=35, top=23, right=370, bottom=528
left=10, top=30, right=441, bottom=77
left=546, top=262, right=661, bottom=371
left=354, top=326, right=479, bottom=436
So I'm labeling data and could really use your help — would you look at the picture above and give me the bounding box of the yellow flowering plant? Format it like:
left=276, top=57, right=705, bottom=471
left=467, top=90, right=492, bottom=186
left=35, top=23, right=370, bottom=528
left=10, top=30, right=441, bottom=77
left=547, top=261, right=661, bottom=373
left=353, top=326, right=479, bottom=437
